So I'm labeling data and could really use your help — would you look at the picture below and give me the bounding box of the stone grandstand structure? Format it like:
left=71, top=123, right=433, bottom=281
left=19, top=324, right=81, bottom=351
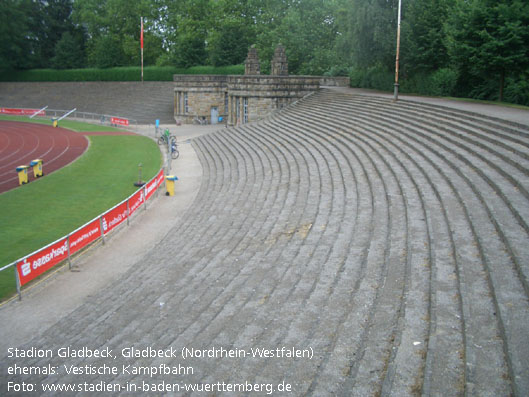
left=2, top=86, right=528, bottom=395
left=0, top=46, right=349, bottom=127
left=173, top=46, right=349, bottom=125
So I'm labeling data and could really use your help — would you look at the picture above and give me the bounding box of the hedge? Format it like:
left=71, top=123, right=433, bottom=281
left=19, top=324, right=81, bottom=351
left=0, top=65, right=245, bottom=82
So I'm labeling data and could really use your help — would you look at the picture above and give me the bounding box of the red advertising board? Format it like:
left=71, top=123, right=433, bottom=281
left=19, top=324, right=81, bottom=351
left=17, top=237, right=69, bottom=286
left=110, top=117, right=129, bottom=126
left=1, top=108, right=46, bottom=116
left=69, top=218, right=101, bottom=256
left=128, top=189, right=145, bottom=217
left=145, top=176, right=158, bottom=201
left=101, top=201, right=128, bottom=235
left=156, top=169, right=165, bottom=188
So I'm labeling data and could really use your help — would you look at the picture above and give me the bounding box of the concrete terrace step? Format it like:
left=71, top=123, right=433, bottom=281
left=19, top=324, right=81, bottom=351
left=0, top=82, right=175, bottom=124
left=1, top=88, right=528, bottom=396
left=279, top=89, right=529, bottom=395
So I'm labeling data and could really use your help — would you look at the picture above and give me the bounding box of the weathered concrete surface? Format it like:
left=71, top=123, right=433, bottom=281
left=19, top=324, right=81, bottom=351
left=0, top=82, right=176, bottom=123
left=1, top=90, right=528, bottom=396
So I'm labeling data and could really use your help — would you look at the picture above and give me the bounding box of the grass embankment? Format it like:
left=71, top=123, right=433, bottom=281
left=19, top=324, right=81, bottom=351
left=0, top=118, right=162, bottom=301
left=0, top=65, right=244, bottom=82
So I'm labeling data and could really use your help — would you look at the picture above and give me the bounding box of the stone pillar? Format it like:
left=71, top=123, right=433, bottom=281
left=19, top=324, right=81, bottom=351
left=244, top=46, right=260, bottom=75
left=229, top=95, right=234, bottom=125
left=271, top=44, right=288, bottom=76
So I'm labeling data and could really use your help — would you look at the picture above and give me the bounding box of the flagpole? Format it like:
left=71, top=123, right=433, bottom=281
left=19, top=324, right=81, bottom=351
left=393, top=0, right=402, bottom=101
left=141, top=17, right=144, bottom=82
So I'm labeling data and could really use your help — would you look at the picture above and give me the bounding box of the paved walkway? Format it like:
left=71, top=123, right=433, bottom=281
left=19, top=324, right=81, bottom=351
left=1, top=90, right=528, bottom=396
left=342, top=87, right=529, bottom=126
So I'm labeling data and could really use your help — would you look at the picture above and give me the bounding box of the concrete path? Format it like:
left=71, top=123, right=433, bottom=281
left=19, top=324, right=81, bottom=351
left=342, top=87, right=529, bottom=126
left=0, top=124, right=213, bottom=352
left=1, top=90, right=528, bottom=396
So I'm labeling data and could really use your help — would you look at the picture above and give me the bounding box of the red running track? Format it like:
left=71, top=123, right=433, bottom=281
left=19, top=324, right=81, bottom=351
left=0, top=121, right=89, bottom=194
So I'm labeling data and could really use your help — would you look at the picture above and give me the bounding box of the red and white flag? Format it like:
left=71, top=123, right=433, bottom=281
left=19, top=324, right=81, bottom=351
left=140, top=17, right=144, bottom=49
left=140, top=17, right=144, bottom=82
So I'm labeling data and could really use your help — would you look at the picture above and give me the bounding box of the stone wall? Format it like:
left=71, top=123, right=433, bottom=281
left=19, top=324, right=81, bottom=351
left=173, top=74, right=346, bottom=125
left=227, top=75, right=319, bottom=125
left=173, top=74, right=321, bottom=125
left=319, top=76, right=350, bottom=87
left=173, top=75, right=228, bottom=124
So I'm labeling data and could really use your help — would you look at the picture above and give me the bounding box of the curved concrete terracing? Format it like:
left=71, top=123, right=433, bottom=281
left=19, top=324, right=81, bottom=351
left=1, top=88, right=528, bottom=396
left=0, top=82, right=175, bottom=123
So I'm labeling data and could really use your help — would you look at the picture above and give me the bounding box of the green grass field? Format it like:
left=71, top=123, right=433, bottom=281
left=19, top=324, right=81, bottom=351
left=0, top=117, right=162, bottom=301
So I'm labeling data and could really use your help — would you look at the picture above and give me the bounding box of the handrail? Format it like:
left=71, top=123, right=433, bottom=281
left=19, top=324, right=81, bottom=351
left=2, top=107, right=138, bottom=129
left=45, top=109, right=138, bottom=129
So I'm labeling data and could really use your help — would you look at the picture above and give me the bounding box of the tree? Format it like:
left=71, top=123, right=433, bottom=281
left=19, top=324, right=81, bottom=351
left=206, top=0, right=258, bottom=67
left=0, top=0, right=30, bottom=70
left=87, top=34, right=125, bottom=67
left=172, top=33, right=208, bottom=68
left=401, top=0, right=454, bottom=74
left=336, top=0, right=400, bottom=70
left=159, top=0, right=211, bottom=67
left=38, top=0, right=79, bottom=67
left=447, top=0, right=529, bottom=101
left=208, top=22, right=253, bottom=66
left=264, top=0, right=341, bottom=75
left=51, top=31, right=85, bottom=68
left=73, top=0, right=163, bottom=67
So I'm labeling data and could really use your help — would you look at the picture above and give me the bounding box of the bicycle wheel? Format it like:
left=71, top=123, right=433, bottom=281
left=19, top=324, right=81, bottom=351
left=157, top=136, right=165, bottom=145
left=171, top=148, right=179, bottom=159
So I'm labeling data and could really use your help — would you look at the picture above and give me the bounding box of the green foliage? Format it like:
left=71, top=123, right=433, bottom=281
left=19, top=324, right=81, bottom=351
left=503, top=72, right=529, bottom=106
left=185, top=65, right=245, bottom=75
left=0, top=0, right=83, bottom=70
left=430, top=68, right=459, bottom=97
left=0, top=65, right=244, bottom=82
left=209, top=22, right=253, bottom=67
left=172, top=33, right=208, bottom=68
left=51, top=32, right=85, bottom=69
left=447, top=0, right=529, bottom=101
left=336, top=0, right=399, bottom=70
left=401, top=0, right=454, bottom=74
left=88, top=35, right=126, bottom=68
left=0, top=0, right=30, bottom=69
left=324, top=65, right=351, bottom=77
left=72, top=0, right=163, bottom=68
left=3, top=0, right=529, bottom=106
left=349, top=64, right=394, bottom=92
left=401, top=68, right=459, bottom=96
left=253, top=0, right=341, bottom=75
left=161, top=0, right=211, bottom=68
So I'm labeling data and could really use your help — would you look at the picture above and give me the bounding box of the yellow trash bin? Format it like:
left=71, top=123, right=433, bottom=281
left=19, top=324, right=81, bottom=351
left=165, top=175, right=178, bottom=196
left=30, top=159, right=44, bottom=177
left=16, top=165, right=29, bottom=185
